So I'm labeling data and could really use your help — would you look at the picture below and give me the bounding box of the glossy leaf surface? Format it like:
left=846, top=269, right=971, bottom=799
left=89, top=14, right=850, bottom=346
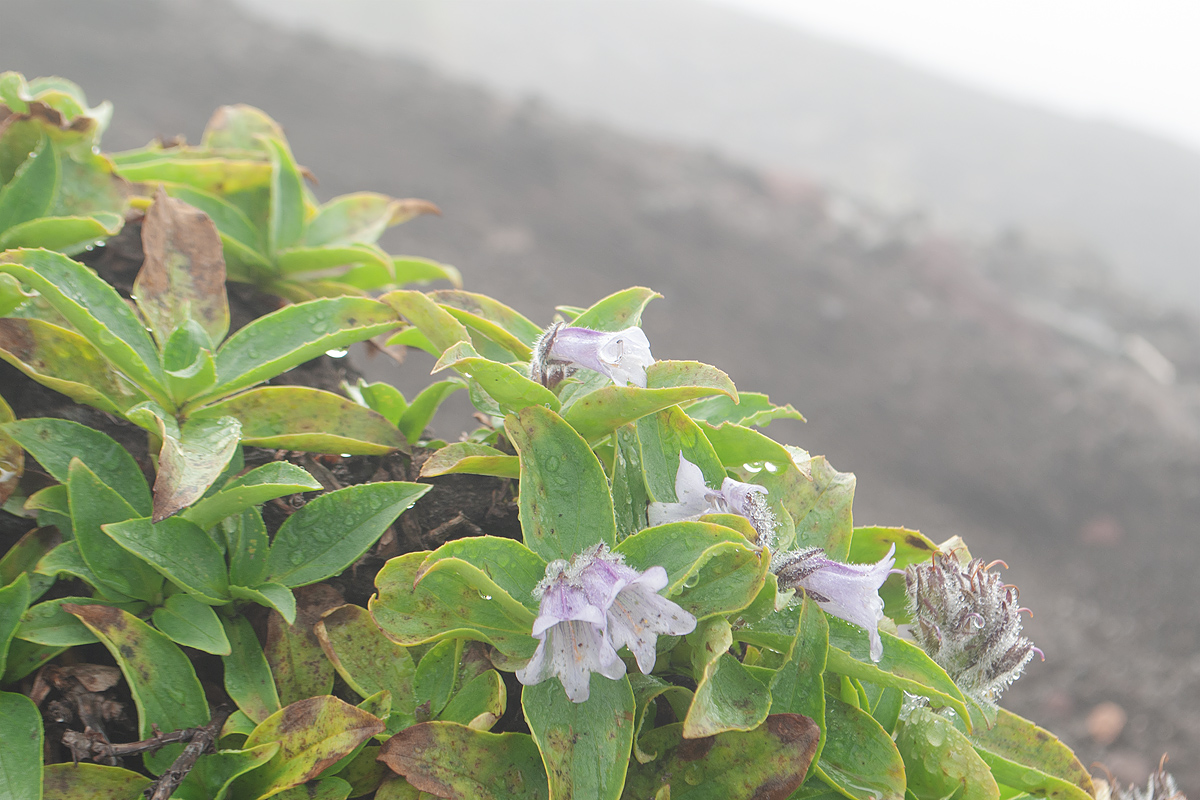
left=378, top=722, right=547, bottom=800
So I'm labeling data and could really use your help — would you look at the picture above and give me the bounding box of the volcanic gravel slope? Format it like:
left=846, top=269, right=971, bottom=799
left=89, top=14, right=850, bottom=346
left=4, top=0, right=1200, bottom=789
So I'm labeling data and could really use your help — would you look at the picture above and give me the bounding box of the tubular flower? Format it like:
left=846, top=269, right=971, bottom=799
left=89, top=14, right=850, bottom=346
left=773, top=544, right=896, bottom=662
left=576, top=543, right=697, bottom=674
left=530, top=322, right=654, bottom=388
left=648, top=454, right=778, bottom=548
left=516, top=544, right=696, bottom=703
left=516, top=558, right=625, bottom=703
left=904, top=552, right=1041, bottom=706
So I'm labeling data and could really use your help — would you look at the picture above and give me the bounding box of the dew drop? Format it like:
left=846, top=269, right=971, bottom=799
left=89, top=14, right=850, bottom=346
left=742, top=462, right=763, bottom=473
left=325, top=348, right=348, bottom=358
left=763, top=461, right=779, bottom=473
left=924, top=720, right=945, bottom=747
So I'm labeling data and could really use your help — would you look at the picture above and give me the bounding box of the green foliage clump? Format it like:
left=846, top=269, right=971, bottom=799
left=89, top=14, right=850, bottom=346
left=0, top=74, right=1100, bottom=800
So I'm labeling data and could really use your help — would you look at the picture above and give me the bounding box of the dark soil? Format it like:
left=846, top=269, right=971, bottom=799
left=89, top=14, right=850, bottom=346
left=4, top=0, right=1200, bottom=791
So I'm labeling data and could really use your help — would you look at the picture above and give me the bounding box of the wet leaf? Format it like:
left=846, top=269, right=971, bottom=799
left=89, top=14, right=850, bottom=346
left=0, top=212, right=123, bottom=254
left=104, top=516, right=231, bottom=603
left=194, top=386, right=406, bottom=454
left=203, top=295, right=398, bottom=403
left=417, top=537, right=547, bottom=611
left=0, top=132, right=57, bottom=231
left=439, top=670, right=506, bottom=730
left=152, top=593, right=231, bottom=654
left=435, top=341, right=559, bottom=414
left=768, top=595, right=828, bottom=777
left=848, top=526, right=939, bottom=621
left=371, top=553, right=537, bottom=659
left=814, top=695, right=905, bottom=800
left=622, top=715, right=820, bottom=800
left=230, top=583, right=297, bottom=625
left=685, top=391, right=805, bottom=428
left=161, top=321, right=218, bottom=402
left=968, top=708, right=1094, bottom=800
left=379, top=722, right=546, bottom=800
left=202, top=104, right=285, bottom=151
left=266, top=481, right=430, bottom=588
left=152, top=414, right=242, bottom=521
left=315, top=604, right=417, bottom=728
left=222, top=614, right=282, bottom=724
left=0, top=248, right=168, bottom=404
left=41, top=762, right=152, bottom=800
left=0, top=395, right=21, bottom=507
left=184, top=461, right=321, bottom=530
left=67, top=459, right=163, bottom=602
left=273, top=778, right=351, bottom=800
left=134, top=186, right=230, bottom=346
left=523, top=674, right=633, bottom=800
left=4, top=418, right=151, bottom=514
left=508, top=405, right=615, bottom=562
left=0, top=317, right=150, bottom=415
left=637, top=406, right=726, bottom=503
left=419, top=443, right=519, bottom=480
left=266, top=604, right=336, bottom=708
left=614, top=522, right=766, bottom=620
left=1, top=638, right=64, bottom=683
left=0, top=527, right=58, bottom=600
left=684, top=650, right=770, bottom=737
left=114, top=152, right=272, bottom=195
left=562, top=361, right=736, bottom=442
left=397, top=380, right=464, bottom=443
left=172, top=743, right=280, bottom=800
left=413, top=639, right=459, bottom=720
left=67, top=603, right=209, bottom=774
left=276, top=243, right=392, bottom=278
left=431, top=289, right=541, bottom=353
left=825, top=617, right=970, bottom=722
left=0, top=574, right=31, bottom=677
left=390, top=256, right=461, bottom=289
left=380, top=289, right=472, bottom=354
left=896, top=705, right=998, bottom=800
left=571, top=286, right=660, bottom=331
left=264, top=136, right=307, bottom=256
left=237, top=696, right=385, bottom=800
left=305, top=192, right=438, bottom=247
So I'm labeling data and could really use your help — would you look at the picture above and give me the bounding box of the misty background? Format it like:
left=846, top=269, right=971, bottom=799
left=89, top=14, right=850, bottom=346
left=4, top=0, right=1199, bottom=791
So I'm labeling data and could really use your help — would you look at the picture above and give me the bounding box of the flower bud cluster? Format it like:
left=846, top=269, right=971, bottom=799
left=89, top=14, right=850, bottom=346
left=904, top=552, right=1040, bottom=705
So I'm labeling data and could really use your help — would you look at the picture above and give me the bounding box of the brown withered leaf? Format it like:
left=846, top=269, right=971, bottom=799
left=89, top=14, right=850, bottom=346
left=134, top=185, right=229, bottom=347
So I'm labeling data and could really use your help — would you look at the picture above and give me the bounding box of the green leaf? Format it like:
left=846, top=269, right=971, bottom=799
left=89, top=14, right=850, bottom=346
left=686, top=391, right=805, bottom=427
left=104, top=515, right=231, bottom=603
left=152, top=593, right=231, bottom=653
left=417, top=536, right=547, bottom=610
left=815, top=695, right=905, bottom=800
left=4, top=418, right=151, bottom=514
left=397, top=379, right=464, bottom=443
left=684, top=650, right=770, bottom=737
left=439, top=670, right=506, bottom=729
left=523, top=675, right=634, bottom=800
left=571, top=286, right=660, bottom=331
left=431, top=289, right=541, bottom=352
left=202, top=104, right=285, bottom=150
left=161, top=321, right=218, bottom=403
left=0, top=212, right=123, bottom=254
left=848, top=526, right=940, bottom=622
left=896, top=705, right=998, bottom=800
left=702, top=422, right=856, bottom=559
left=265, top=607, right=334, bottom=708
left=0, top=273, right=32, bottom=317
left=304, top=192, right=434, bottom=247
left=370, top=552, right=537, bottom=659
left=622, top=716, right=820, bottom=800
left=172, top=744, right=280, bottom=800
left=825, top=616, right=970, bottom=722
left=611, top=425, right=649, bottom=540
left=264, top=137, right=307, bottom=256
left=221, top=508, right=271, bottom=588
left=114, top=152, right=272, bottom=195
left=314, top=604, right=417, bottom=728
left=1, top=638, right=64, bottom=683
left=230, top=583, right=297, bottom=624
left=350, top=379, right=407, bottom=425
left=636, top=406, right=726, bottom=502
left=159, top=182, right=266, bottom=255
left=238, top=696, right=385, bottom=800
left=134, top=186, right=231, bottom=347
left=0, top=575, right=31, bottom=677
left=33, top=541, right=104, bottom=590
left=0, top=696, right=41, bottom=800
left=42, top=762, right=152, bottom=800
left=152, top=414, right=242, bottom=522
left=272, top=778, right=350, bottom=800
left=194, top=386, right=406, bottom=454
left=184, top=462, right=320, bottom=530
left=67, top=459, right=163, bottom=602
left=0, top=249, right=168, bottom=403
left=508, top=405, right=616, bottom=562
left=435, top=341, right=560, bottom=414
left=204, top=296, right=399, bottom=403
left=222, top=614, right=282, bottom=724
left=0, top=317, right=150, bottom=415
left=379, top=289, right=471, bottom=354
left=378, top=723, right=547, bottom=800
left=67, top=603, right=209, bottom=774
left=413, top=639, right=458, bottom=719
left=419, top=443, right=519, bottom=480
left=391, top=256, right=462, bottom=288
left=768, top=595, right=828, bottom=778
left=266, top=481, right=429, bottom=587
left=16, top=596, right=146, bottom=647
left=614, top=522, right=766, bottom=620
left=562, top=361, right=736, bottom=442
left=968, top=708, right=1094, bottom=800
left=0, top=132, right=58, bottom=232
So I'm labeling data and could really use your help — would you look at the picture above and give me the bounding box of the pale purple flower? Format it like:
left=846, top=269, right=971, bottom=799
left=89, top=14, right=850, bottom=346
left=516, top=558, right=625, bottom=703
left=773, top=544, right=896, bottom=662
left=648, top=454, right=778, bottom=548
left=530, top=322, right=654, bottom=388
left=576, top=544, right=697, bottom=674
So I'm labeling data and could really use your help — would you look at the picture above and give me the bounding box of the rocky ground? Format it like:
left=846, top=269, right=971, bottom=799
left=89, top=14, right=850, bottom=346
left=5, top=0, right=1200, bottom=791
